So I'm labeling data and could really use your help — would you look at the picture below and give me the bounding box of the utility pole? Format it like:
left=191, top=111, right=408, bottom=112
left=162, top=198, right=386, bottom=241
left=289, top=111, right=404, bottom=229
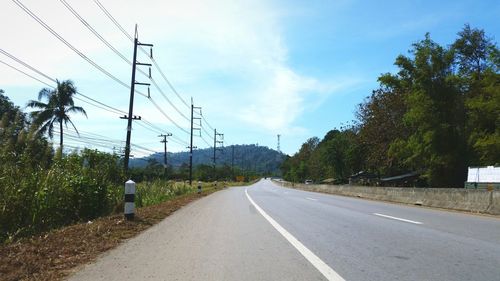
left=231, top=145, right=235, bottom=180
left=122, top=25, right=152, bottom=172
left=213, top=129, right=224, bottom=179
left=189, top=98, right=201, bottom=185
left=277, top=134, right=281, bottom=153
left=159, top=133, right=172, bottom=178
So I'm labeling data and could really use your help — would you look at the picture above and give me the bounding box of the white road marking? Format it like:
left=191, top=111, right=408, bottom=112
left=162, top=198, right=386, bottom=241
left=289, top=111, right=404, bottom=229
left=245, top=188, right=345, bottom=281
left=306, top=197, right=318, bottom=201
left=373, top=213, right=423, bottom=225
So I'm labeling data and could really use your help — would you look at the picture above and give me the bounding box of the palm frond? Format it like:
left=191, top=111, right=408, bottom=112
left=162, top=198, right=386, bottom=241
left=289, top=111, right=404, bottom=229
left=66, top=118, right=80, bottom=136
left=30, top=79, right=85, bottom=142
left=67, top=106, right=87, bottom=118
left=47, top=119, right=55, bottom=139
left=38, top=88, right=54, bottom=101
left=31, top=108, right=55, bottom=126
left=26, top=100, right=48, bottom=109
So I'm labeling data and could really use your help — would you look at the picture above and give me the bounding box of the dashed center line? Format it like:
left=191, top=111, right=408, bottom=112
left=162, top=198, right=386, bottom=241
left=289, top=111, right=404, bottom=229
left=306, top=197, right=318, bottom=201
left=373, top=213, right=423, bottom=225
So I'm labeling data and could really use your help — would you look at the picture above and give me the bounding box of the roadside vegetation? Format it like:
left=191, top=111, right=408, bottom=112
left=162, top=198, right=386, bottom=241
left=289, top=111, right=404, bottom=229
left=0, top=82, right=250, bottom=244
left=282, top=25, right=499, bottom=187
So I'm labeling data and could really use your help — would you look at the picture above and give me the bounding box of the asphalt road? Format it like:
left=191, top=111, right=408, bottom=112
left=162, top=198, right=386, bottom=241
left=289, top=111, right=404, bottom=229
left=68, top=179, right=500, bottom=281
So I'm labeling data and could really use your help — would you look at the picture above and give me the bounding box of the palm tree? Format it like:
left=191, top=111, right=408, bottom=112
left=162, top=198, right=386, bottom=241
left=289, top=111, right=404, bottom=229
left=27, top=80, right=87, bottom=149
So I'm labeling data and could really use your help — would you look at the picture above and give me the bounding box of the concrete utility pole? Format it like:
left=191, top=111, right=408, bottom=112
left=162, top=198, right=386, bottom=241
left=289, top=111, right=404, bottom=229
left=277, top=134, right=281, bottom=153
left=213, top=129, right=224, bottom=174
left=189, top=98, right=201, bottom=185
left=159, top=133, right=172, bottom=178
left=231, top=145, right=236, bottom=180
left=122, top=25, right=152, bottom=172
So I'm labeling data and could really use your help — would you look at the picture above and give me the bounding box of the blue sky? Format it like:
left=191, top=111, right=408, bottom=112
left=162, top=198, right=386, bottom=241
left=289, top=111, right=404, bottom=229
left=1, top=0, right=499, bottom=157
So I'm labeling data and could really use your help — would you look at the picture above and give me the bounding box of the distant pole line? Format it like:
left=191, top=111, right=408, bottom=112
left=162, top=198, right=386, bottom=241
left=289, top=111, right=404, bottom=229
left=7, top=0, right=225, bottom=164
left=159, top=133, right=172, bottom=178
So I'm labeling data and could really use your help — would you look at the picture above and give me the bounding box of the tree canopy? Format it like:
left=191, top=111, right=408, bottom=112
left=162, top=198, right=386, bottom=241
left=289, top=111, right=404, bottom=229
left=282, top=25, right=499, bottom=187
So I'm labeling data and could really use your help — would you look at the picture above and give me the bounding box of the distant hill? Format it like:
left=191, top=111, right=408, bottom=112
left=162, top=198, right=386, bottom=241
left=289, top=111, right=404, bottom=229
left=130, top=144, right=285, bottom=175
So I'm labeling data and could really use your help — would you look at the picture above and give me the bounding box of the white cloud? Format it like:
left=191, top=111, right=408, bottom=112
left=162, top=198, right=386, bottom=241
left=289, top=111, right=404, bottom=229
left=1, top=0, right=362, bottom=153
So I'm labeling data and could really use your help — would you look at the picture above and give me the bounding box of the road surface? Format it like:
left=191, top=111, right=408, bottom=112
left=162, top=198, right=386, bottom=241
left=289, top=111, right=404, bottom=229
left=68, top=179, right=500, bottom=281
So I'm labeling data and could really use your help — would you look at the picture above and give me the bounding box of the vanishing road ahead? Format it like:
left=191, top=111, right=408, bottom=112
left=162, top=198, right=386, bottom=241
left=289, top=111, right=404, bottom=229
left=69, top=179, right=500, bottom=281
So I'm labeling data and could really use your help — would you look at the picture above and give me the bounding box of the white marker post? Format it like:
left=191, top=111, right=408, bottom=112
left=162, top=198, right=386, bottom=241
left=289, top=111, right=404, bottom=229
left=124, top=180, right=136, bottom=220
left=197, top=181, right=202, bottom=194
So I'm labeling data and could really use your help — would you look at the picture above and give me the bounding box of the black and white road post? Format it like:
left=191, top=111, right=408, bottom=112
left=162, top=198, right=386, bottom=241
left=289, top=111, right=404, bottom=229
left=197, top=181, right=202, bottom=194
left=124, top=180, right=136, bottom=220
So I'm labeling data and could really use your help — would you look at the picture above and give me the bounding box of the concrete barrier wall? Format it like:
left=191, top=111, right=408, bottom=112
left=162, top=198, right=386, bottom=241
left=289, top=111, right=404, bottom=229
left=273, top=181, right=500, bottom=215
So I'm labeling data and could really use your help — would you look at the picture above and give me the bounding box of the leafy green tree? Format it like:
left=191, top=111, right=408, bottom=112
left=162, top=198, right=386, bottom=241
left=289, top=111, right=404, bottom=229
left=357, top=74, right=410, bottom=175
left=388, top=34, right=466, bottom=187
left=452, top=25, right=500, bottom=165
left=453, top=24, right=498, bottom=80
left=321, top=129, right=362, bottom=181
left=27, top=80, right=87, bottom=149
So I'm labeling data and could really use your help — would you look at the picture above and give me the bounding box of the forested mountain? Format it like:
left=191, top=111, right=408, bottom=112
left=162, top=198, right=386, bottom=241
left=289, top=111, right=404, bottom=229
left=281, top=25, right=499, bottom=187
left=130, top=144, right=285, bottom=175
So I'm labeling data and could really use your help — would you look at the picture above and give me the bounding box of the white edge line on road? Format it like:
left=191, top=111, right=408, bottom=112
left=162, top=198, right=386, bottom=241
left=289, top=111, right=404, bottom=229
left=306, top=197, right=317, bottom=201
left=245, top=188, right=345, bottom=281
left=373, top=213, right=423, bottom=225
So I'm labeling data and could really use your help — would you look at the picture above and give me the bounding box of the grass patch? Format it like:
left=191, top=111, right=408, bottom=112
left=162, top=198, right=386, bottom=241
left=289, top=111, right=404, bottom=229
left=0, top=185, right=222, bottom=281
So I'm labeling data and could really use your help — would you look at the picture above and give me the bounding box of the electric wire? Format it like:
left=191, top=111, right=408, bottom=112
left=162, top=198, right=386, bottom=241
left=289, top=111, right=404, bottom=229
left=199, top=135, right=212, bottom=148
left=134, top=120, right=163, bottom=135
left=201, top=125, right=212, bottom=139
left=93, top=0, right=133, bottom=42
left=0, top=59, right=53, bottom=88
left=202, top=116, right=215, bottom=131
left=90, top=0, right=222, bottom=142
left=0, top=48, right=55, bottom=83
left=12, top=0, right=147, bottom=98
left=55, top=129, right=157, bottom=154
left=0, top=48, right=127, bottom=116
left=149, top=77, right=190, bottom=122
left=59, top=1, right=191, bottom=130
left=59, top=0, right=132, bottom=66
left=93, top=0, right=191, bottom=110
left=147, top=97, right=190, bottom=134
left=12, top=0, right=218, bottom=153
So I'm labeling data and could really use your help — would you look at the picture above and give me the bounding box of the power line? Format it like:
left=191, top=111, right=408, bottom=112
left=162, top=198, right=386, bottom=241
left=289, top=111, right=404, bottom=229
left=147, top=96, right=190, bottom=134
left=0, top=48, right=55, bottom=83
left=64, top=0, right=191, bottom=123
left=149, top=57, right=190, bottom=109
left=201, top=125, right=212, bottom=139
left=141, top=119, right=167, bottom=134
left=200, top=135, right=212, bottom=148
left=12, top=0, right=147, bottom=98
left=149, top=77, right=190, bottom=122
left=0, top=58, right=53, bottom=88
left=59, top=0, right=132, bottom=66
left=0, top=48, right=127, bottom=116
left=135, top=120, right=163, bottom=135
left=90, top=0, right=220, bottom=144
left=93, top=0, right=133, bottom=42
left=55, top=129, right=157, bottom=154
left=202, top=116, right=215, bottom=131
left=93, top=0, right=191, bottom=110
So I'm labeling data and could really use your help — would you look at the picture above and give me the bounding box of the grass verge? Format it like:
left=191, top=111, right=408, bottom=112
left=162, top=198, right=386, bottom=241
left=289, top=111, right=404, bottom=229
left=0, top=186, right=221, bottom=281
